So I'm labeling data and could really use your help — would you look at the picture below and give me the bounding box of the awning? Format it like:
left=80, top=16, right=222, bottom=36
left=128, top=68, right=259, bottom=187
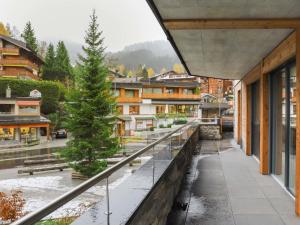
left=134, top=116, right=157, bottom=120
left=117, top=116, right=132, bottom=121
left=146, top=0, right=300, bottom=80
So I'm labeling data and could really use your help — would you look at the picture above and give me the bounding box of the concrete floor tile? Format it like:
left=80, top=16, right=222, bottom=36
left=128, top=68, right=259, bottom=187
left=186, top=213, right=235, bottom=225
left=269, top=198, right=295, bottom=215
left=227, top=185, right=265, bottom=198
left=188, top=196, right=232, bottom=216
left=280, top=215, right=300, bottom=225
left=234, top=214, right=285, bottom=225
left=261, top=185, right=291, bottom=198
left=230, top=198, right=277, bottom=215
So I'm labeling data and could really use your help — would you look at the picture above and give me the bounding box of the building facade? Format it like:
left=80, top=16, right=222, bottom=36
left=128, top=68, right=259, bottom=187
left=233, top=32, right=298, bottom=202
left=0, top=35, right=43, bottom=80
left=112, top=77, right=202, bottom=135
left=112, top=74, right=231, bottom=135
left=0, top=95, right=50, bottom=144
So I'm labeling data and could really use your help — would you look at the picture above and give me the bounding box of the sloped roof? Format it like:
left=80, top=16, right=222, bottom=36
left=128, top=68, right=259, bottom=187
left=0, top=35, right=44, bottom=63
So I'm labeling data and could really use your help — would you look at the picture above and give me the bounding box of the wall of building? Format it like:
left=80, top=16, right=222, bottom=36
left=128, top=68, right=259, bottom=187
left=234, top=31, right=300, bottom=214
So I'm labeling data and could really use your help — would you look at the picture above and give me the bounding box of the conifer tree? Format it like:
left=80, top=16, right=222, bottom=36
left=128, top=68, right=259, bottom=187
left=21, top=22, right=38, bottom=53
left=42, top=44, right=56, bottom=80
left=55, top=41, right=72, bottom=82
left=62, top=10, right=119, bottom=177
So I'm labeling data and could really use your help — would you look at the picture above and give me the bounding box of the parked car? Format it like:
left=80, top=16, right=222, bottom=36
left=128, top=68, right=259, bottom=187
left=55, top=129, right=68, bottom=138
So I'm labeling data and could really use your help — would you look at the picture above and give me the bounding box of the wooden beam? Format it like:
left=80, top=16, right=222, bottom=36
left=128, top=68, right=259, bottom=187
left=259, top=64, right=269, bottom=175
left=295, top=28, right=300, bottom=216
left=164, top=19, right=300, bottom=30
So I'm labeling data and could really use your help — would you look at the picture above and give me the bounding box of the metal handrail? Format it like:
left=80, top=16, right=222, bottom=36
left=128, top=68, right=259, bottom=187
left=12, top=120, right=197, bottom=225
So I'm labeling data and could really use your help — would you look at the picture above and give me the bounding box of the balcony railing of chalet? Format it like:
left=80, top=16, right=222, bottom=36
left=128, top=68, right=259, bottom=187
left=116, top=96, right=142, bottom=103
left=0, top=59, right=39, bottom=71
left=0, top=47, right=19, bottom=55
left=11, top=120, right=197, bottom=225
left=0, top=70, right=38, bottom=79
left=142, top=93, right=200, bottom=100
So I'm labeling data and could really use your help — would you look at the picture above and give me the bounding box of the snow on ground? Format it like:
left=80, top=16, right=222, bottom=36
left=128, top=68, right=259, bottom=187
left=0, top=156, right=152, bottom=219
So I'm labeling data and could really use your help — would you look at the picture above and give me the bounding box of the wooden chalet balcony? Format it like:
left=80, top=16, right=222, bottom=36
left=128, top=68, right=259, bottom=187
left=0, top=48, right=19, bottom=55
left=0, top=59, right=39, bottom=71
left=116, top=97, right=142, bottom=103
left=0, top=70, right=39, bottom=79
left=142, top=93, right=201, bottom=100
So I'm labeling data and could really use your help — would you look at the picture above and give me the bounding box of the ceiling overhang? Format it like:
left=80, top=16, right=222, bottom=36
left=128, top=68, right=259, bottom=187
left=146, top=0, right=300, bottom=80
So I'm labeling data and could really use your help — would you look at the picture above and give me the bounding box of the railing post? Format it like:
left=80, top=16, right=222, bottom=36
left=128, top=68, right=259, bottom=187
left=169, top=137, right=172, bottom=159
left=105, top=177, right=112, bottom=225
left=152, top=146, right=155, bottom=185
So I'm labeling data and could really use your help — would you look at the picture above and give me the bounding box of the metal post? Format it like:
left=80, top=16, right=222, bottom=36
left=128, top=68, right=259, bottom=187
left=105, top=177, right=112, bottom=225
left=152, top=146, right=155, bottom=185
left=169, top=137, right=172, bottom=159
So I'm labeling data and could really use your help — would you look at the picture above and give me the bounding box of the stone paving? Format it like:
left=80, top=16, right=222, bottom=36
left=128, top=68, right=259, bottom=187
left=167, top=135, right=300, bottom=225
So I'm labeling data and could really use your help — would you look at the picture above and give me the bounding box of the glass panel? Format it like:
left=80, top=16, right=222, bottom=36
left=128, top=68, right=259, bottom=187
left=143, top=88, right=152, bottom=94
left=289, top=65, right=296, bottom=194
left=125, top=90, right=134, bottom=97
left=19, top=106, right=38, bottom=114
left=251, top=80, right=260, bottom=159
left=152, top=88, right=162, bottom=94
left=271, top=69, right=286, bottom=184
left=114, top=89, right=120, bottom=97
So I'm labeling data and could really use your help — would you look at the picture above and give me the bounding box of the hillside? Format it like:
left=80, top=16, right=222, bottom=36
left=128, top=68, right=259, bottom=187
left=63, top=40, right=180, bottom=72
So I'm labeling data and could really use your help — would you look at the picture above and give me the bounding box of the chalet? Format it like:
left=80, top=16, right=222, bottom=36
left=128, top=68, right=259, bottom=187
left=0, top=35, right=43, bottom=80
left=0, top=89, right=50, bottom=144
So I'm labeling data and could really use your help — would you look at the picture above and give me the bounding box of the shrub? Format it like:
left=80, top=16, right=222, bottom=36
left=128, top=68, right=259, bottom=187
left=150, top=127, right=154, bottom=131
left=0, top=190, right=25, bottom=223
left=167, top=124, right=172, bottom=128
left=159, top=124, right=165, bottom=128
left=173, top=119, right=188, bottom=125
left=0, top=78, right=65, bottom=115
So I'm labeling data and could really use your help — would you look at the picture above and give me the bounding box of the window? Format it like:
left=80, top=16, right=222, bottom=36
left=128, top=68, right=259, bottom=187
left=19, top=105, right=38, bottom=114
left=153, top=88, right=162, bottom=94
left=125, top=90, right=135, bottom=97
left=166, top=88, right=176, bottom=94
left=143, top=88, right=152, bottom=94
left=0, top=104, right=14, bottom=114
left=183, top=89, right=194, bottom=95
left=114, top=89, right=120, bottom=97
left=143, top=88, right=162, bottom=94
left=129, top=105, right=139, bottom=115
left=156, top=105, right=166, bottom=114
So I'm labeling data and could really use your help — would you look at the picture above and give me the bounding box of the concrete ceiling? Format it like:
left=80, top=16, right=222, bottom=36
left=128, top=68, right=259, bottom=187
left=170, top=29, right=292, bottom=79
left=152, top=0, right=300, bottom=19
left=149, top=0, right=300, bottom=80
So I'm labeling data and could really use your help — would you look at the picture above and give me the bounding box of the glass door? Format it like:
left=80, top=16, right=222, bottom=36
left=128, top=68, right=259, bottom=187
left=270, top=62, right=296, bottom=195
left=251, top=80, right=261, bottom=159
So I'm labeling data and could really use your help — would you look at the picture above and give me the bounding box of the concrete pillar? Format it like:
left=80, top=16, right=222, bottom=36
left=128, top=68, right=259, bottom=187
left=36, top=127, right=41, bottom=140
left=15, top=128, right=21, bottom=142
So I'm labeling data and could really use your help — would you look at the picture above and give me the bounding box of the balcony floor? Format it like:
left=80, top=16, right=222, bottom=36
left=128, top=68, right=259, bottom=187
left=167, top=134, right=300, bottom=225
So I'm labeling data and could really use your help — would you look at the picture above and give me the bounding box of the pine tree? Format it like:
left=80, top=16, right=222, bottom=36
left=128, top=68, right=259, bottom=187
left=62, top=10, right=119, bottom=177
left=42, top=44, right=56, bottom=80
left=21, top=22, right=38, bottom=53
left=55, top=41, right=72, bottom=83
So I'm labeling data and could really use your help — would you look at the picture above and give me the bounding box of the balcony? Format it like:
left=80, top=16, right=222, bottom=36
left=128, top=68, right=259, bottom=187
left=116, top=96, right=141, bottom=103
left=0, top=48, right=19, bottom=55
left=0, top=70, right=39, bottom=79
left=142, top=93, right=201, bottom=100
left=0, top=59, right=39, bottom=71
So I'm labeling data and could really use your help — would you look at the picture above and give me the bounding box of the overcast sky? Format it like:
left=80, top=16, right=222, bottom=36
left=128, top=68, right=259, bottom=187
left=0, top=0, right=166, bottom=52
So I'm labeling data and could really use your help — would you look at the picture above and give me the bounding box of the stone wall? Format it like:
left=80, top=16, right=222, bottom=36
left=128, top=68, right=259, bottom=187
left=126, top=126, right=200, bottom=225
left=199, top=124, right=222, bottom=140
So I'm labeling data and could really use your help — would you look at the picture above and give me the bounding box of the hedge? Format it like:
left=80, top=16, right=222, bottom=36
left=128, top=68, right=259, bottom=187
left=0, top=78, right=65, bottom=115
